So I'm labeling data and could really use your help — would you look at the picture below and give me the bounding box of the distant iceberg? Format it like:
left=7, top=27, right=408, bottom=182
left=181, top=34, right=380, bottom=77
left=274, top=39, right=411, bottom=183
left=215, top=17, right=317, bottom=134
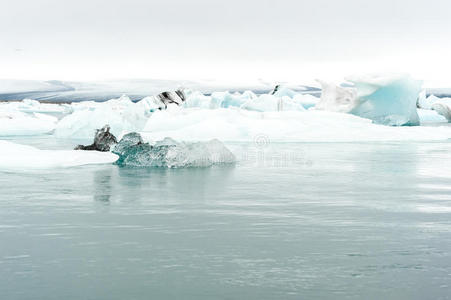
left=315, top=74, right=422, bottom=126
left=113, top=133, right=236, bottom=168
left=184, top=88, right=314, bottom=112
left=0, top=110, right=57, bottom=136
left=54, top=95, right=149, bottom=139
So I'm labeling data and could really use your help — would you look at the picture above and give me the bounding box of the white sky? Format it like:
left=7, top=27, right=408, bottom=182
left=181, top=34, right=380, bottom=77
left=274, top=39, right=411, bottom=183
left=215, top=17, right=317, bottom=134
left=1, top=0, right=450, bottom=86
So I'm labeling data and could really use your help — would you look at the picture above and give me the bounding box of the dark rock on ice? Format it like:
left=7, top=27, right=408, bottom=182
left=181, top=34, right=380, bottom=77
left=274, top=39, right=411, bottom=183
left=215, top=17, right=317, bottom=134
left=75, top=125, right=118, bottom=152
left=156, top=89, right=186, bottom=108
left=270, top=85, right=281, bottom=95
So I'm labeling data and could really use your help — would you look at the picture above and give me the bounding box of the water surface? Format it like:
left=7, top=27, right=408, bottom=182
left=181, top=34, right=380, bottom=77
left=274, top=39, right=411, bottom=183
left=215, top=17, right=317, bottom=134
left=1, top=141, right=451, bottom=299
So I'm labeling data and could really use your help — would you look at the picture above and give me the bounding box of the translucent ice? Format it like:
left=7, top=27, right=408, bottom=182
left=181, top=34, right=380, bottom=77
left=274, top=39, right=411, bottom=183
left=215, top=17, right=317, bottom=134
left=113, top=133, right=236, bottom=168
left=417, top=109, right=448, bottom=123
left=316, top=74, right=422, bottom=126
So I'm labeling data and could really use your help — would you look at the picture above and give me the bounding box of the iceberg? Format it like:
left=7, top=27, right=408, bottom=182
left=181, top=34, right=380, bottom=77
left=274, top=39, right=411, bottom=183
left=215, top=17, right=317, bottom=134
left=0, top=111, right=57, bottom=136
left=417, top=109, right=448, bottom=123
left=54, top=95, right=149, bottom=139
left=0, top=99, right=69, bottom=114
left=315, top=74, right=422, bottom=126
left=432, top=98, right=451, bottom=122
left=112, top=133, right=236, bottom=168
left=141, top=107, right=451, bottom=143
left=0, top=140, right=118, bottom=170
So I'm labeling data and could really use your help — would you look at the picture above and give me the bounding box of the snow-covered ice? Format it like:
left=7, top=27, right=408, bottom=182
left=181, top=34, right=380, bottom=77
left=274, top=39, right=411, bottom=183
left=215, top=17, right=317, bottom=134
left=432, top=98, right=451, bottom=122
left=142, top=107, right=451, bottom=143
left=0, top=99, right=69, bottom=114
left=0, top=111, right=57, bottom=136
left=0, top=140, right=118, bottom=170
left=54, top=95, right=150, bottom=138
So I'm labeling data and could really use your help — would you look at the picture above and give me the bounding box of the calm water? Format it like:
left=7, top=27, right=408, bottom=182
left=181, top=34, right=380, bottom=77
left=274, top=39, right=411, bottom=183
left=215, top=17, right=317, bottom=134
left=1, top=140, right=451, bottom=299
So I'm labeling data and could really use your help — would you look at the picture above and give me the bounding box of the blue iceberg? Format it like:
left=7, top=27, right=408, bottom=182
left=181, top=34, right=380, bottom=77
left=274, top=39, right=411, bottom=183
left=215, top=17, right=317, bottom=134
left=112, top=133, right=236, bottom=168
left=316, top=74, right=422, bottom=126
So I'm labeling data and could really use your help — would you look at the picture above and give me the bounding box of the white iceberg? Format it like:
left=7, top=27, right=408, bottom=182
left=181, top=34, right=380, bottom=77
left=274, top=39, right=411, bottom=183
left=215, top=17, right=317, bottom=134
left=141, top=107, right=451, bottom=143
left=0, top=111, right=57, bottom=136
left=432, top=98, right=451, bottom=122
left=0, top=140, right=118, bottom=170
left=0, top=99, right=69, bottom=114
left=315, top=74, right=422, bottom=126
left=54, top=95, right=150, bottom=139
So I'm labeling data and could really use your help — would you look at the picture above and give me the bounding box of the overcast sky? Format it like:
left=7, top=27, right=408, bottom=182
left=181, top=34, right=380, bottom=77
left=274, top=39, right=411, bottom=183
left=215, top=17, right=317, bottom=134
left=1, top=0, right=450, bottom=86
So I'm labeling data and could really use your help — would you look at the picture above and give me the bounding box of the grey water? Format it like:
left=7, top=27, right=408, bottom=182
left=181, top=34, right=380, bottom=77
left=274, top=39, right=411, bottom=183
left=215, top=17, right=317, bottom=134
left=1, top=139, right=451, bottom=299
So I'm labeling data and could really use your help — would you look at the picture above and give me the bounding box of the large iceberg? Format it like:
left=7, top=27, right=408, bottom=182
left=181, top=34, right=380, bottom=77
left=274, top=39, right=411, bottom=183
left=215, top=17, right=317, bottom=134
left=142, top=107, right=451, bottom=143
left=0, top=140, right=118, bottom=170
left=112, top=133, right=236, bottom=168
left=315, top=74, right=422, bottom=126
left=54, top=95, right=149, bottom=139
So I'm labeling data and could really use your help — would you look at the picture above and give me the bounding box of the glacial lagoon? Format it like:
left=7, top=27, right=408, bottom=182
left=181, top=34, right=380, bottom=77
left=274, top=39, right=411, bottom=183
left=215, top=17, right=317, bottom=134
left=1, top=138, right=451, bottom=299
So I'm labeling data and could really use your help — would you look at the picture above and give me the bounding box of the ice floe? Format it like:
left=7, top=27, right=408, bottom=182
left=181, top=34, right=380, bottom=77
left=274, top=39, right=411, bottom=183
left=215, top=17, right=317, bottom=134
left=0, top=111, right=58, bottom=136
left=0, top=140, right=118, bottom=170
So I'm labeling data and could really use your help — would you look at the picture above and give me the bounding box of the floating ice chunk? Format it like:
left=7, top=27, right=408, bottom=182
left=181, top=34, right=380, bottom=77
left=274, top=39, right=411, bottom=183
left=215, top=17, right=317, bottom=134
left=0, top=111, right=57, bottom=136
left=417, top=109, right=448, bottom=123
left=112, top=133, right=235, bottom=168
left=316, top=74, right=422, bottom=126
left=0, top=140, right=118, bottom=170
left=54, top=95, right=149, bottom=138
left=432, top=98, right=451, bottom=122
left=348, top=74, right=422, bottom=126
